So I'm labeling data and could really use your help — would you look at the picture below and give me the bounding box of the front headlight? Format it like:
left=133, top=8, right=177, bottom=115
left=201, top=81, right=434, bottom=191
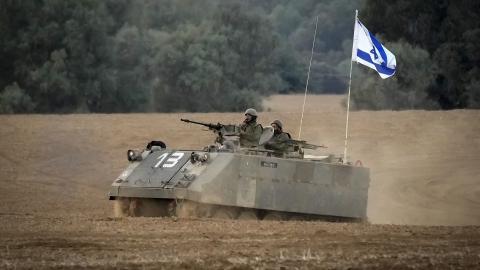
left=127, top=149, right=142, bottom=162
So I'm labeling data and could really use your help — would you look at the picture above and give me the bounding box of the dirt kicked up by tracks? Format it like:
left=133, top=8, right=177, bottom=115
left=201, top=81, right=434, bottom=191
left=1, top=95, right=480, bottom=269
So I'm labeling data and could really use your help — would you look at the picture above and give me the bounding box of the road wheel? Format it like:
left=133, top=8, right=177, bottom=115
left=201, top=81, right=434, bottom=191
left=212, top=207, right=238, bottom=219
left=263, top=211, right=289, bottom=221
left=176, top=200, right=199, bottom=218
left=140, top=199, right=172, bottom=217
left=128, top=198, right=140, bottom=216
left=237, top=209, right=258, bottom=220
left=127, top=198, right=172, bottom=217
left=113, top=197, right=130, bottom=217
left=289, top=214, right=313, bottom=221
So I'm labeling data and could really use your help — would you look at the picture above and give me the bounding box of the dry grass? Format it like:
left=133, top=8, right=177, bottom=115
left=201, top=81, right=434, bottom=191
left=0, top=94, right=479, bottom=269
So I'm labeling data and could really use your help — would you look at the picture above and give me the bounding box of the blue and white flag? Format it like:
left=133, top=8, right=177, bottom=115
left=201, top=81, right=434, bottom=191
left=352, top=19, right=396, bottom=79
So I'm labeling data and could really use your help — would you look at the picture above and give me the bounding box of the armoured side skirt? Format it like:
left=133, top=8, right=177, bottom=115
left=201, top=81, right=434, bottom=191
left=108, top=187, right=177, bottom=200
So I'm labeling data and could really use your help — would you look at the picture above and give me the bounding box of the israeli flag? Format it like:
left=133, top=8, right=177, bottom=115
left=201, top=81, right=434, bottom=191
left=352, top=19, right=396, bottom=79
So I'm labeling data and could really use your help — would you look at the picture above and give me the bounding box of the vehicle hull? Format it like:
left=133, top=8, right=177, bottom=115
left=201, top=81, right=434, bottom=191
left=109, top=149, right=370, bottom=219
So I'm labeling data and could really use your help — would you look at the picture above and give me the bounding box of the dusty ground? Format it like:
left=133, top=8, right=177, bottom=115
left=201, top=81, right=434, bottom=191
left=1, top=95, right=479, bottom=269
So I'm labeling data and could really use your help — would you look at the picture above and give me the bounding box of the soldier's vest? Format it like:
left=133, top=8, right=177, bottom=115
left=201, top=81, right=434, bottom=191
left=239, top=122, right=263, bottom=147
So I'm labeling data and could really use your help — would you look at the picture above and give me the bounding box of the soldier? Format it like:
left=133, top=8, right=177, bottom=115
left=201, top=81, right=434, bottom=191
left=238, top=108, right=263, bottom=147
left=264, top=120, right=291, bottom=153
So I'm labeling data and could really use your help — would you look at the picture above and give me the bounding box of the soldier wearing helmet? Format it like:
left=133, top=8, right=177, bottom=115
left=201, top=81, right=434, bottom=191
left=264, top=119, right=291, bottom=153
left=238, top=108, right=263, bottom=147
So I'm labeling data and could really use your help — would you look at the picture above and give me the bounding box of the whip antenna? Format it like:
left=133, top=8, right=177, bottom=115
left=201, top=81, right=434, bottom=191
left=298, top=16, right=319, bottom=140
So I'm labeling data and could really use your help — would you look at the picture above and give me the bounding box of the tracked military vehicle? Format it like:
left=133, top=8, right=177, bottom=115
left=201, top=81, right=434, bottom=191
left=108, top=119, right=370, bottom=221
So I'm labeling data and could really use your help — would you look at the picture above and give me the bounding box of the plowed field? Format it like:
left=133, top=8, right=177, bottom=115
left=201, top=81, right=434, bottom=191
left=1, top=95, right=479, bottom=269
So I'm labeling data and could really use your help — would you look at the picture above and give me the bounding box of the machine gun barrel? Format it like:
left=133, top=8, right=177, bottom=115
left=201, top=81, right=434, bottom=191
left=180, top=118, right=223, bottom=130
left=286, top=139, right=326, bottom=150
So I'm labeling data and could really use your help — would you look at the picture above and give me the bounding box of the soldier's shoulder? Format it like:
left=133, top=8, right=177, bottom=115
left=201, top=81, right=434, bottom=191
left=254, top=122, right=263, bottom=129
left=281, top=132, right=291, bottom=139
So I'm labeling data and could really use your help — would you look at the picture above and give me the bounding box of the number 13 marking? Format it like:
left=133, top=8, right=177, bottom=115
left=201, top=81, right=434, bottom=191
left=154, top=152, right=184, bottom=168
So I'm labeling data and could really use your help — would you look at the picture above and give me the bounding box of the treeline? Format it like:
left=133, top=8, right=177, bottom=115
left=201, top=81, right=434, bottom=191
left=351, top=0, right=480, bottom=110
left=1, top=0, right=478, bottom=113
left=0, top=0, right=362, bottom=113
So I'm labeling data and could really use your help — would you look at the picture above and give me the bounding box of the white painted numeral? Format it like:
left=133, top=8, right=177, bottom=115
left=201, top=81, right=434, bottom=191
left=154, top=152, right=169, bottom=168
left=154, top=152, right=184, bottom=168
left=163, top=152, right=184, bottom=168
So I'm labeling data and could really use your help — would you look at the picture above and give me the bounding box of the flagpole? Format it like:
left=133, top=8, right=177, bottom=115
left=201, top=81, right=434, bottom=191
left=343, top=10, right=358, bottom=164
left=298, top=15, right=319, bottom=140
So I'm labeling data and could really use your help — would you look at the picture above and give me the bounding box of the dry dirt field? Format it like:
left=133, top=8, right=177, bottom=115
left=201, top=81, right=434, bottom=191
left=1, top=95, right=479, bottom=269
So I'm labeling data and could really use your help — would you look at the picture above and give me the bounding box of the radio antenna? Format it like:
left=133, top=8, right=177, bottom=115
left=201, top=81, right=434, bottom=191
left=298, top=16, right=319, bottom=140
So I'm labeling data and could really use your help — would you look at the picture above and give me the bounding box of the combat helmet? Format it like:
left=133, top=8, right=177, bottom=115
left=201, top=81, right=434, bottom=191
left=244, top=108, right=258, bottom=117
left=271, top=120, right=283, bottom=130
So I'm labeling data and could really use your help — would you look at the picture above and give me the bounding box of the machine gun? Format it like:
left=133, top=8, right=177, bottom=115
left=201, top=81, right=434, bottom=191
left=181, top=119, right=239, bottom=147
left=286, top=139, right=326, bottom=150
left=181, top=118, right=238, bottom=136
left=180, top=119, right=224, bottom=131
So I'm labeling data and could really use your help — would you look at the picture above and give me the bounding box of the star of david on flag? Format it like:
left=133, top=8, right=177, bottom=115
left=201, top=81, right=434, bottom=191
left=352, top=19, right=396, bottom=79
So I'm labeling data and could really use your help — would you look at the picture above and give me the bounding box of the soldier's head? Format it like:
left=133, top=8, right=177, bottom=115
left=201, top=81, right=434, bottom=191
left=244, top=108, right=258, bottom=123
left=271, top=120, right=283, bottom=134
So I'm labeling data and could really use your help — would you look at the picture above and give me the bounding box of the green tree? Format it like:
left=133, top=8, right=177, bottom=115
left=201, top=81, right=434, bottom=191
left=109, top=24, right=151, bottom=112
left=0, top=82, right=35, bottom=113
left=2, top=0, right=401, bottom=113
left=0, top=0, right=121, bottom=112
left=150, top=3, right=280, bottom=112
left=362, top=0, right=480, bottom=109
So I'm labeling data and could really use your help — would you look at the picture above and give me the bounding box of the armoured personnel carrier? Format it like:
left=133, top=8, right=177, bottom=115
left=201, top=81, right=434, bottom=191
left=108, top=119, right=370, bottom=221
